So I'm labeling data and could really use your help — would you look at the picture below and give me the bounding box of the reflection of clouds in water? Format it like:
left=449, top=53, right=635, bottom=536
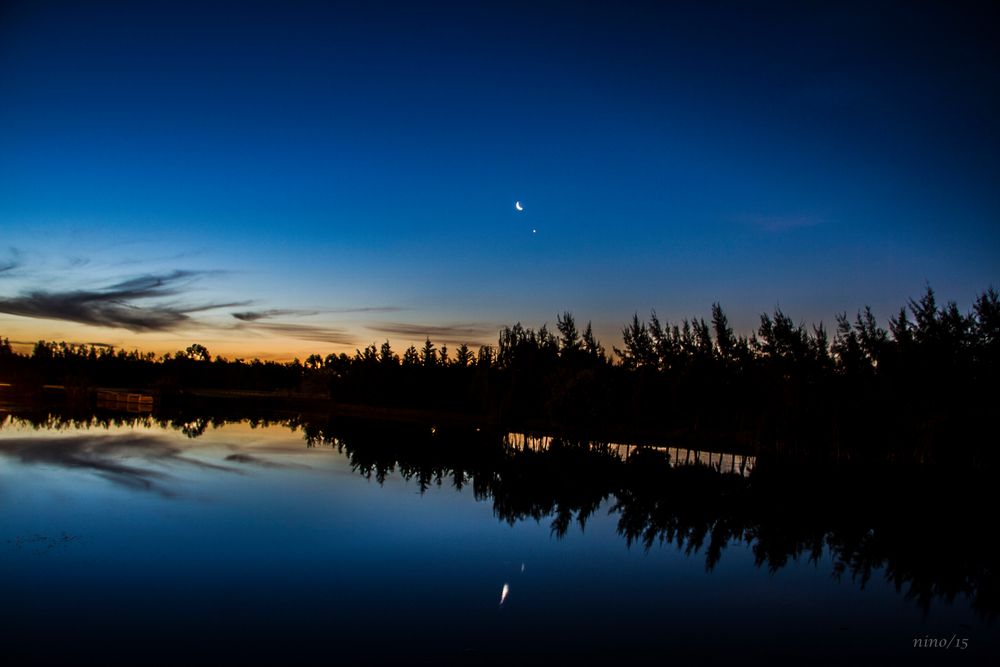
left=0, top=434, right=240, bottom=496
left=224, top=452, right=310, bottom=469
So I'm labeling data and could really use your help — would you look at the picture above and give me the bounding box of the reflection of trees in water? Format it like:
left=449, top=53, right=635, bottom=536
left=298, top=416, right=998, bottom=621
left=0, top=408, right=290, bottom=438
left=2, top=408, right=996, bottom=620
left=615, top=457, right=999, bottom=621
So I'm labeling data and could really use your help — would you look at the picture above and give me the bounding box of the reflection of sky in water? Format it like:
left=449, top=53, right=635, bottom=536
left=0, top=421, right=994, bottom=664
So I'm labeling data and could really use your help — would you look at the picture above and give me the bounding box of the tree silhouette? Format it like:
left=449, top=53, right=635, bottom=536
left=184, top=343, right=211, bottom=361
left=557, top=311, right=581, bottom=354
left=420, top=338, right=437, bottom=367
left=582, top=321, right=605, bottom=363
left=616, top=313, right=655, bottom=369
left=454, top=343, right=473, bottom=367
left=711, top=303, right=735, bottom=361
left=379, top=340, right=398, bottom=366
left=402, top=345, right=420, bottom=367
left=3, top=285, right=998, bottom=466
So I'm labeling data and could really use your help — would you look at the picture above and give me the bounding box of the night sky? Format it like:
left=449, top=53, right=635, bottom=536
left=1, top=1, right=997, bottom=359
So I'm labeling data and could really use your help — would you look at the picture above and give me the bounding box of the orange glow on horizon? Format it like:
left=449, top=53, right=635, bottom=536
left=1, top=315, right=621, bottom=363
left=0, top=321, right=499, bottom=363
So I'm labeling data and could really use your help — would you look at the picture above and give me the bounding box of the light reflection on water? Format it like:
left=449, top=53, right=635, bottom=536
left=0, top=416, right=996, bottom=665
left=502, top=431, right=756, bottom=476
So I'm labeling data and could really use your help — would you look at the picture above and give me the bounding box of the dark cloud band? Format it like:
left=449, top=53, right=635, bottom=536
left=366, top=322, right=494, bottom=345
left=232, top=309, right=313, bottom=322
left=250, top=322, right=355, bottom=345
left=0, top=270, right=242, bottom=332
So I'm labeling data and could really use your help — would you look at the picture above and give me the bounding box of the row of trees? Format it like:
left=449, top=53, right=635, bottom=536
left=614, top=288, right=998, bottom=376
left=2, top=286, right=997, bottom=463
left=4, top=285, right=994, bottom=376
left=0, top=339, right=304, bottom=392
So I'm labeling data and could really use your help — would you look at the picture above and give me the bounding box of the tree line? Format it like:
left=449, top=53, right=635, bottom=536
left=1, top=285, right=997, bottom=463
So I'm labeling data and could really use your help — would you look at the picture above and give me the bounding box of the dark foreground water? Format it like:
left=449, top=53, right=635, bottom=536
left=0, top=412, right=997, bottom=665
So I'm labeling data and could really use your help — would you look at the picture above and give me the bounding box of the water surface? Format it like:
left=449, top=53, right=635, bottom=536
left=1, top=413, right=996, bottom=665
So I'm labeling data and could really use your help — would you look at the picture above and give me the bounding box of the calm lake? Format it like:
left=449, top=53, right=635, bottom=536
left=1, top=411, right=997, bottom=665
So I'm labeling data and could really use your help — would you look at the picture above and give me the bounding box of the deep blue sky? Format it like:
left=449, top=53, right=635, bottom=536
left=1, top=0, right=997, bottom=357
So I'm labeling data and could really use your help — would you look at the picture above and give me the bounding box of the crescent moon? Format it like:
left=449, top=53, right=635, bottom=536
left=515, top=201, right=524, bottom=212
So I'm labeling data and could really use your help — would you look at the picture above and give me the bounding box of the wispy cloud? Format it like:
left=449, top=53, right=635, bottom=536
left=233, top=306, right=405, bottom=321
left=250, top=322, right=355, bottom=345
left=0, top=247, right=22, bottom=276
left=329, top=306, right=405, bottom=313
left=9, top=339, right=115, bottom=348
left=231, top=307, right=407, bottom=345
left=1, top=256, right=397, bottom=347
left=366, top=322, right=495, bottom=345
left=0, top=270, right=245, bottom=332
left=232, top=309, right=316, bottom=322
